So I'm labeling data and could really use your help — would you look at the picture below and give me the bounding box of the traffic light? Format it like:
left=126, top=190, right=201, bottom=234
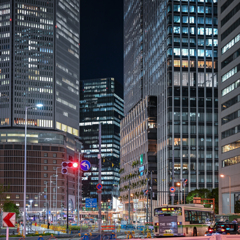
left=72, top=162, right=78, bottom=168
left=61, top=161, right=78, bottom=174
left=143, top=189, right=148, bottom=196
left=62, top=162, right=68, bottom=174
left=183, top=179, right=188, bottom=187
left=61, top=202, right=64, bottom=208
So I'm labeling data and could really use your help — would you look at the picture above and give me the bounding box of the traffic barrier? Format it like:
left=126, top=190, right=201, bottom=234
left=47, top=234, right=58, bottom=240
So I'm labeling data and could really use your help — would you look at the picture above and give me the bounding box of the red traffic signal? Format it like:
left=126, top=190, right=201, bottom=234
left=72, top=162, right=78, bottom=168
left=62, top=162, right=68, bottom=167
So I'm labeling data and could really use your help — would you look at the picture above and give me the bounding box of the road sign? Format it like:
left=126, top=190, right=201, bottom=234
left=2, top=212, right=16, bottom=227
left=96, top=183, right=102, bottom=190
left=170, top=193, right=175, bottom=197
left=97, top=190, right=102, bottom=194
left=80, top=160, right=91, bottom=171
left=169, top=186, right=176, bottom=193
left=85, top=198, right=97, bottom=208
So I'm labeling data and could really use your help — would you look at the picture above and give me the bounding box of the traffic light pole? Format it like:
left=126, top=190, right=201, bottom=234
left=98, top=124, right=102, bottom=233
left=150, top=171, right=153, bottom=223
left=77, top=152, right=80, bottom=225
left=146, top=175, right=148, bottom=223
left=67, top=174, right=69, bottom=234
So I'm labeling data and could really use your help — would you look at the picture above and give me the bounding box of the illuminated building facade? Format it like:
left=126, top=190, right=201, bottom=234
left=218, top=0, right=240, bottom=214
left=120, top=96, right=158, bottom=221
left=0, top=0, right=80, bottom=215
left=123, top=0, right=218, bottom=206
left=0, top=0, right=79, bottom=134
left=80, top=78, right=124, bottom=202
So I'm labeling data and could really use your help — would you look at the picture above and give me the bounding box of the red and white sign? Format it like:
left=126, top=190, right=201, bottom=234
left=2, top=212, right=16, bottom=227
left=169, top=186, right=176, bottom=193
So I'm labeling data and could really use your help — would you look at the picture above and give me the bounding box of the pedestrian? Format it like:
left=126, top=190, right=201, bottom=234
left=48, top=222, right=50, bottom=229
left=193, top=227, right=197, bottom=236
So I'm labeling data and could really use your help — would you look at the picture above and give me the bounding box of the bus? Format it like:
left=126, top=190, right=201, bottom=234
left=153, top=204, right=214, bottom=237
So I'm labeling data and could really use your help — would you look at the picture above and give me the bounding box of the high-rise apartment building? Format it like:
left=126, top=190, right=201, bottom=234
left=79, top=78, right=124, bottom=203
left=0, top=0, right=80, bottom=216
left=218, top=0, right=240, bottom=214
left=122, top=0, right=218, bottom=209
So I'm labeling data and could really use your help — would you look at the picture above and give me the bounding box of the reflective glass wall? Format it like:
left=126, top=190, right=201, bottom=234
left=80, top=78, right=124, bottom=202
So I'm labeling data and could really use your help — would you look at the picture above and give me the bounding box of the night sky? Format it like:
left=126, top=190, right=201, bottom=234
left=80, top=0, right=123, bottom=86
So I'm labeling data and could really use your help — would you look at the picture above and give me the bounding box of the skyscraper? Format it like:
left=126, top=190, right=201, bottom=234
left=0, top=0, right=80, bottom=214
left=218, top=0, right=240, bottom=214
left=0, top=0, right=79, bottom=134
left=80, top=78, right=124, bottom=203
left=122, top=0, right=218, bottom=209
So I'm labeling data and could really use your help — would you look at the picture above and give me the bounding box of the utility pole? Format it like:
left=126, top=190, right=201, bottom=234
left=150, top=171, right=153, bottom=223
left=77, top=152, right=81, bottom=225
left=128, top=178, right=131, bottom=224
left=98, top=124, right=102, bottom=233
left=66, top=174, right=69, bottom=234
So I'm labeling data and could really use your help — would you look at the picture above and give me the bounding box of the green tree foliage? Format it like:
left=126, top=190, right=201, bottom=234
left=3, top=201, right=20, bottom=219
left=186, top=188, right=218, bottom=214
left=234, top=200, right=240, bottom=213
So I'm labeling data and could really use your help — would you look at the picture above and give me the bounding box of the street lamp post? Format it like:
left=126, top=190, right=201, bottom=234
left=23, top=104, right=43, bottom=237
left=55, top=167, right=61, bottom=222
left=50, top=175, right=54, bottom=222
left=220, top=174, right=232, bottom=214
left=45, top=182, right=48, bottom=224
left=128, top=178, right=131, bottom=224
left=38, top=192, right=44, bottom=223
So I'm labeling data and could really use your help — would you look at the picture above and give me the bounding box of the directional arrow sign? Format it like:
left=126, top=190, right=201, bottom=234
left=2, top=212, right=16, bottom=227
left=80, top=160, right=91, bottom=171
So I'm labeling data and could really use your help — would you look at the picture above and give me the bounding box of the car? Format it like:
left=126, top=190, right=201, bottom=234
left=205, top=222, right=240, bottom=236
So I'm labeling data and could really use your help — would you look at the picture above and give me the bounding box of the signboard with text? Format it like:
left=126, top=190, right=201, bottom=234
left=158, top=216, right=177, bottom=235
left=85, top=198, right=97, bottom=208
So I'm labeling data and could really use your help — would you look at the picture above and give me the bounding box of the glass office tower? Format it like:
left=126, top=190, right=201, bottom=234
left=123, top=0, right=218, bottom=205
left=80, top=78, right=124, bottom=202
left=0, top=0, right=79, bottom=135
left=0, top=0, right=80, bottom=212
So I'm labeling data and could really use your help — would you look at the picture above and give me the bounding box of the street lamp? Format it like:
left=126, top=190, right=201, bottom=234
left=29, top=200, right=33, bottom=215
left=176, top=182, right=181, bottom=204
left=220, top=174, right=232, bottom=214
left=23, top=103, right=43, bottom=237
